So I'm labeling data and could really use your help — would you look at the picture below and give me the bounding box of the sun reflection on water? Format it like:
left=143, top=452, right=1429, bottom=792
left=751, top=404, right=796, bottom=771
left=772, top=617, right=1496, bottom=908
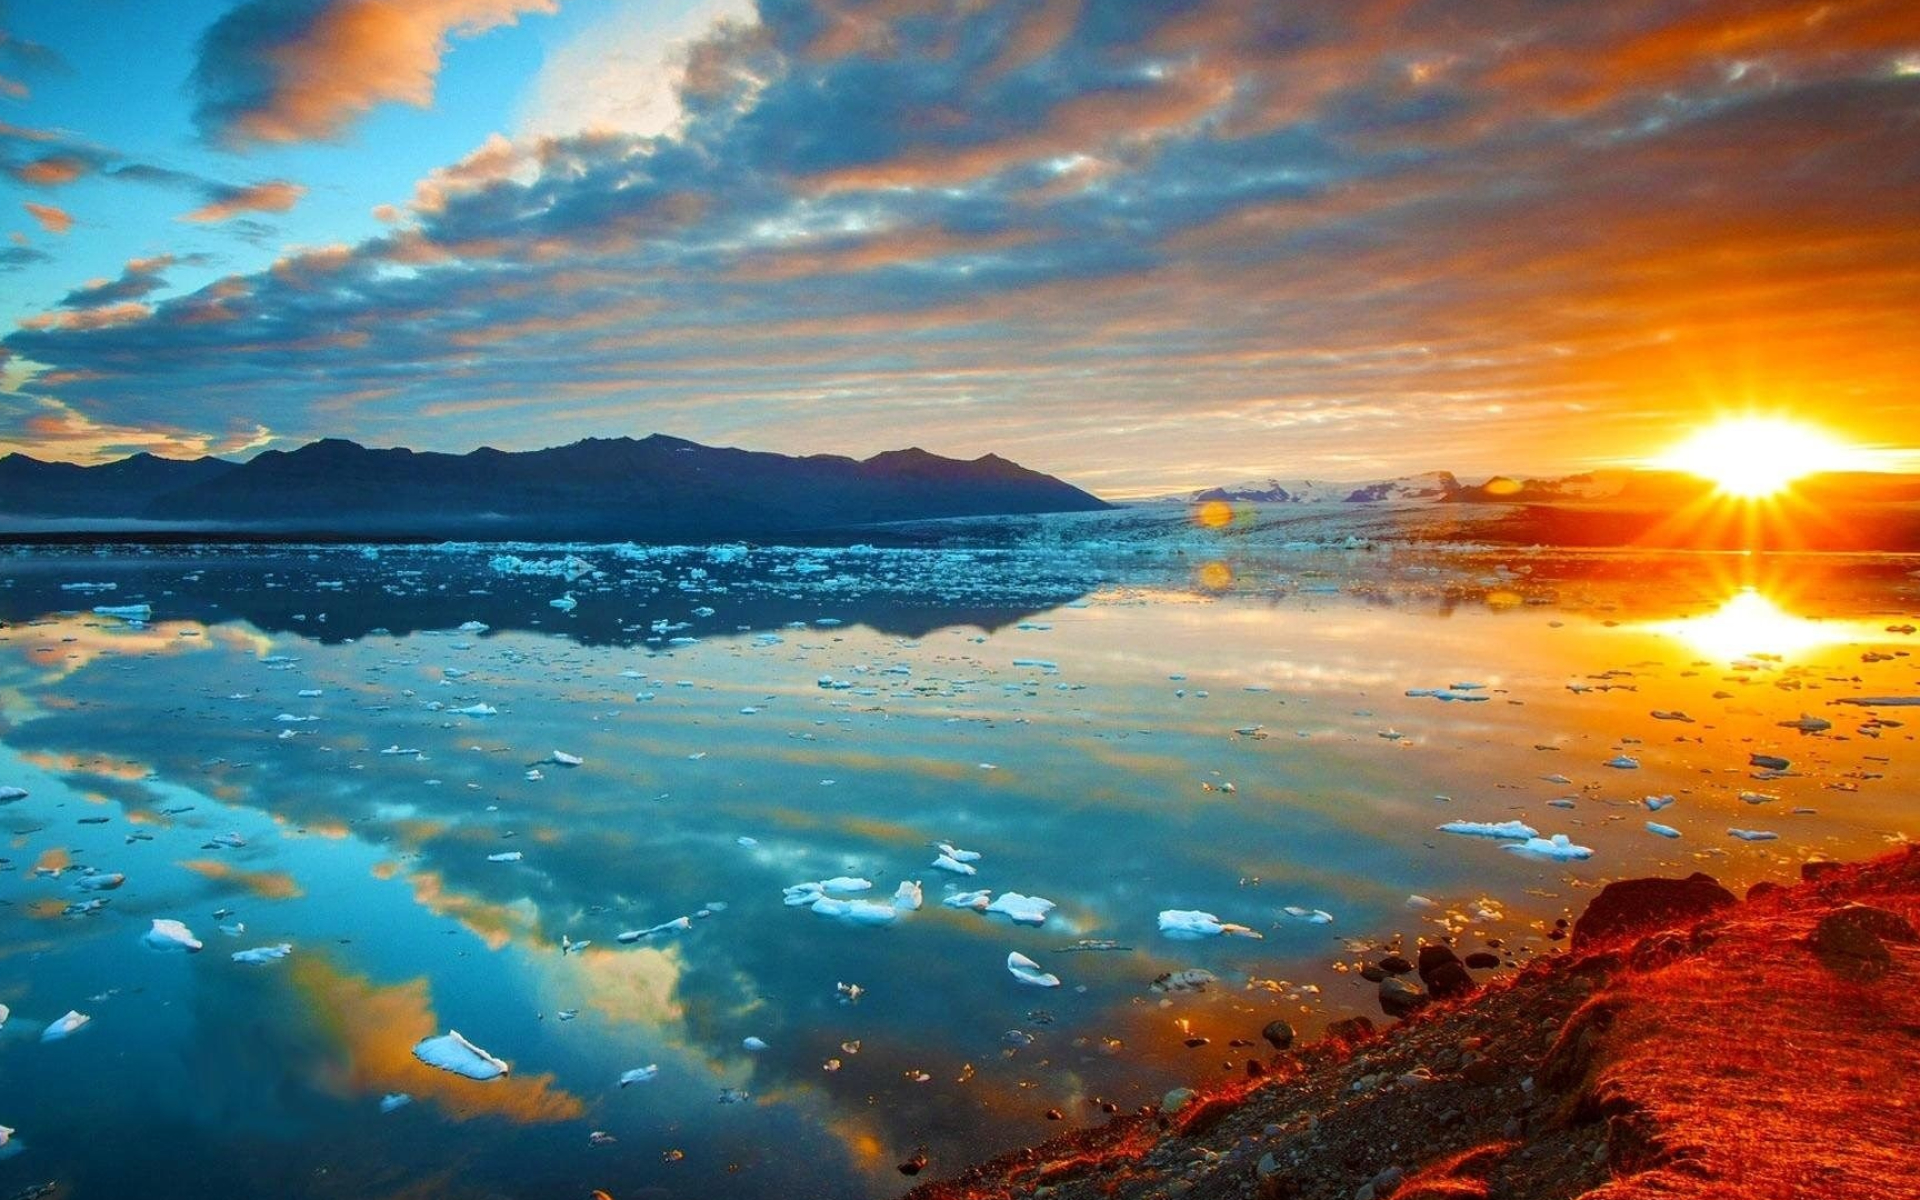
left=1652, top=588, right=1852, bottom=661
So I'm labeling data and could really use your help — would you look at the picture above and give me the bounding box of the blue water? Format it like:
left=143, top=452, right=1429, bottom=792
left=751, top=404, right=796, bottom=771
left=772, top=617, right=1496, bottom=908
left=1, top=538, right=1914, bottom=1198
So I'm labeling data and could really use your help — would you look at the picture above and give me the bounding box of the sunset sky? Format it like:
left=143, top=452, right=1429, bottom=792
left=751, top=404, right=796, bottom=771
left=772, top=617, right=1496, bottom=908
left=0, top=0, right=1916, bottom=495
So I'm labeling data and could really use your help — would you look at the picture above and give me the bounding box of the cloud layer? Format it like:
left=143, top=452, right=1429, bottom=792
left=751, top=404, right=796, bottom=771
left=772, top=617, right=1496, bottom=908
left=10, top=0, right=1920, bottom=485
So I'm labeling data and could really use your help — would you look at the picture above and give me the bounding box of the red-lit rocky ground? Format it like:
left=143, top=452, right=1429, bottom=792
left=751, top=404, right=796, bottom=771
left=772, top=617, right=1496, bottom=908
left=905, top=848, right=1920, bottom=1200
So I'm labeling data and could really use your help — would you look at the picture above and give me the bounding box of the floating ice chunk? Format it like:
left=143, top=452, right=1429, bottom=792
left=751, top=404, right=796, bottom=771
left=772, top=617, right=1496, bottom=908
left=548, top=593, right=578, bottom=611
left=232, top=943, right=292, bottom=965
left=1644, top=795, right=1675, bottom=811
left=457, top=621, right=489, bottom=633
left=893, top=880, right=923, bottom=910
left=380, top=1093, right=412, bottom=1112
left=1437, top=820, right=1538, bottom=840
left=840, top=900, right=900, bottom=925
left=219, top=922, right=246, bottom=937
left=782, top=883, right=825, bottom=907
left=413, top=1030, right=509, bottom=1080
left=41, top=1010, right=89, bottom=1042
left=0, top=1124, right=14, bottom=1157
left=208, top=831, right=245, bottom=848
left=1006, top=951, right=1060, bottom=988
left=1728, top=828, right=1779, bottom=842
left=0, top=786, right=26, bottom=802
left=1541, top=774, right=1572, bottom=785
left=487, top=851, right=524, bottom=862
left=943, top=889, right=992, bottom=911
left=553, top=750, right=582, bottom=767
left=742, top=1036, right=768, bottom=1051
left=931, top=853, right=977, bottom=875
left=143, top=918, right=203, bottom=953
left=1158, top=910, right=1262, bottom=939
left=1405, top=895, right=1437, bottom=910
left=737, top=836, right=758, bottom=848
left=0, top=1003, right=7, bottom=1029
left=617, top=917, right=691, bottom=942
left=936, top=842, right=981, bottom=863
left=92, top=603, right=152, bottom=622
left=453, top=703, right=497, bottom=717
left=619, top=1065, right=659, bottom=1087
left=1504, top=834, right=1593, bottom=860
left=985, top=893, right=1055, bottom=926
left=76, top=872, right=124, bottom=891
left=1646, top=822, right=1682, bottom=839
left=1779, top=713, right=1831, bottom=733
left=1281, top=906, right=1334, bottom=924
left=1604, top=755, right=1640, bottom=770
left=819, top=877, right=872, bottom=893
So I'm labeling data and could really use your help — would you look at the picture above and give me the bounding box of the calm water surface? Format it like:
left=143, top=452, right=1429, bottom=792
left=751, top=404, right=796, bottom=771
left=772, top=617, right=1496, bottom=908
left=1, top=534, right=1915, bottom=1199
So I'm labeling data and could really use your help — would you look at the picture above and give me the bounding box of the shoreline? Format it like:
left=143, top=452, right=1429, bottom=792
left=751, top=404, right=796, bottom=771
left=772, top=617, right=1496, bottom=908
left=903, top=847, right=1920, bottom=1200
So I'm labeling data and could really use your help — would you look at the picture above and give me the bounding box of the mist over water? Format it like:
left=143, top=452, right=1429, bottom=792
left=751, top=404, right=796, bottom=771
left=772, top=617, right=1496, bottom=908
left=1, top=533, right=1914, bottom=1199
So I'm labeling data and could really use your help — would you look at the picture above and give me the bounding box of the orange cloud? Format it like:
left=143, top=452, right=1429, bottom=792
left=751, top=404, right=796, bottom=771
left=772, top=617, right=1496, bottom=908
left=290, top=956, right=584, bottom=1123
left=0, top=397, right=273, bottom=465
left=19, top=302, right=151, bottom=332
left=183, top=180, right=307, bottom=223
left=11, top=155, right=86, bottom=186
left=225, top=0, right=559, bottom=145
left=23, top=201, right=71, bottom=235
left=182, top=859, right=306, bottom=901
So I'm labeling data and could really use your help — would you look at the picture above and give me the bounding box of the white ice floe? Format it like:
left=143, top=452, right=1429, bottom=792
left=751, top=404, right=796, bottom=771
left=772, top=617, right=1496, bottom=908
left=619, top=1065, right=659, bottom=1086
left=742, top=1036, right=768, bottom=1051
left=1646, top=822, right=1681, bottom=839
left=143, top=918, right=203, bottom=953
left=930, top=853, right=977, bottom=875
left=1158, top=910, right=1263, bottom=940
left=0, top=786, right=25, bottom=802
left=985, top=892, right=1055, bottom=926
left=936, top=842, right=982, bottom=863
left=553, top=750, right=582, bottom=766
left=232, top=943, right=293, bottom=965
left=457, top=620, right=489, bottom=633
left=0, top=1124, right=14, bottom=1157
left=1644, top=795, right=1675, bottom=811
left=76, top=872, right=124, bottom=891
left=453, top=703, right=497, bottom=716
left=818, top=876, right=871, bottom=893
left=549, top=593, right=578, bottom=611
left=41, top=1011, right=89, bottom=1042
left=413, top=1031, right=510, bottom=1080
left=814, top=897, right=900, bottom=925
left=943, top=889, right=992, bottom=911
left=893, top=880, right=923, bottom=910
left=92, top=603, right=152, bottom=622
left=1605, top=755, right=1640, bottom=770
left=487, top=851, right=524, bottom=862
left=1505, top=834, right=1593, bottom=860
left=0, top=1003, right=7, bottom=1030
left=1006, top=951, right=1060, bottom=988
left=1437, top=820, right=1538, bottom=840
left=380, top=1093, right=412, bottom=1112
left=1405, top=895, right=1437, bottom=911
left=617, top=917, right=691, bottom=942
left=1728, top=828, right=1779, bottom=842
left=1281, top=906, right=1334, bottom=924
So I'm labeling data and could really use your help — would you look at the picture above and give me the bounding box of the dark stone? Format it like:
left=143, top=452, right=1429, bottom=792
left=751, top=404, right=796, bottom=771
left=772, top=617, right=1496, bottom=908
left=1801, top=859, right=1847, bottom=883
left=1571, top=873, right=1737, bottom=950
left=1247, top=1058, right=1265, bottom=1078
left=1261, top=1019, right=1296, bottom=1050
left=1812, top=911, right=1894, bottom=982
left=1378, top=976, right=1428, bottom=1019
left=1360, top=964, right=1388, bottom=982
left=1746, top=880, right=1785, bottom=902
left=1461, top=1059, right=1502, bottom=1085
left=1825, top=903, right=1918, bottom=945
left=1325, top=1016, right=1377, bottom=1044
left=1417, top=945, right=1478, bottom=999
left=1463, top=951, right=1500, bottom=970
left=1378, top=954, right=1415, bottom=976
left=898, top=1150, right=929, bottom=1176
left=1749, top=753, right=1791, bottom=771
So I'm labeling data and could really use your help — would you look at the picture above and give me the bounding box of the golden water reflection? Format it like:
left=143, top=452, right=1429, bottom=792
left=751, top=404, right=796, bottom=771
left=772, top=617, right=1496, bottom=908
left=1648, top=587, right=1889, bottom=662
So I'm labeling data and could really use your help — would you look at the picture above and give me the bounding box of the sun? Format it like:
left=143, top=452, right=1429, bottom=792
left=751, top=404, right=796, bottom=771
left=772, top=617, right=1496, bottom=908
left=1653, top=416, right=1867, bottom=498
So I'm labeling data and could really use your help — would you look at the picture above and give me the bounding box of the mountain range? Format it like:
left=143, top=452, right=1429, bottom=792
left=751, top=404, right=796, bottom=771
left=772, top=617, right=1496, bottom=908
left=0, top=435, right=1110, bottom=538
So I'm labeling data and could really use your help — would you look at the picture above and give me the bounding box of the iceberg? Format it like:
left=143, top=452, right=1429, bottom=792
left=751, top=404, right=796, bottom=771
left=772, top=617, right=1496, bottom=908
left=1006, top=951, right=1060, bottom=988
left=893, top=880, right=923, bottom=910
left=931, top=853, right=977, bottom=875
left=985, top=892, right=1055, bottom=926
left=232, top=943, right=293, bottom=965
left=619, top=1065, right=659, bottom=1086
left=1158, top=910, right=1262, bottom=939
left=41, top=1010, right=89, bottom=1042
left=942, top=889, right=992, bottom=911
left=1437, top=820, right=1538, bottom=840
left=412, top=1030, right=509, bottom=1080
left=1505, top=834, right=1593, bottom=860
left=1646, top=822, right=1682, bottom=839
left=143, top=918, right=203, bottom=953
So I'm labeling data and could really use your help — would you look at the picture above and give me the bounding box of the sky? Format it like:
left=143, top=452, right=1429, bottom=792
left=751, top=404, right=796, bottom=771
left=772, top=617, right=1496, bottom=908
left=0, top=0, right=1916, bottom=496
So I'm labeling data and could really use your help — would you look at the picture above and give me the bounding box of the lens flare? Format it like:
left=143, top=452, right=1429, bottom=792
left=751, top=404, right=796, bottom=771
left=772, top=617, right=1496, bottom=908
left=1652, top=417, right=1868, bottom=498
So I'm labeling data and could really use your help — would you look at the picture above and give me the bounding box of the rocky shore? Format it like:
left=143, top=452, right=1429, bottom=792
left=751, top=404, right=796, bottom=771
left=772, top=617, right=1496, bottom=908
left=904, top=847, right=1920, bottom=1200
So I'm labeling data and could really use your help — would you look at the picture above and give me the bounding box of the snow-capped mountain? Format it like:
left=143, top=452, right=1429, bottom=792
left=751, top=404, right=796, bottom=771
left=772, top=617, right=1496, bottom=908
left=1182, top=471, right=1461, bottom=504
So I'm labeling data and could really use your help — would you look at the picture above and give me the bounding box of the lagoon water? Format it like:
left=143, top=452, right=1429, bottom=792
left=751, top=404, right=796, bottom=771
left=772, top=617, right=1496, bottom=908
left=1, top=530, right=1916, bottom=1199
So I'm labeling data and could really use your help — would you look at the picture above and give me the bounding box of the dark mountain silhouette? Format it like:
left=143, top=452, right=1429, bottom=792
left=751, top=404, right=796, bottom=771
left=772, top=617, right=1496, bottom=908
left=1, top=435, right=1109, bottom=537
left=0, top=451, right=237, bottom=516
